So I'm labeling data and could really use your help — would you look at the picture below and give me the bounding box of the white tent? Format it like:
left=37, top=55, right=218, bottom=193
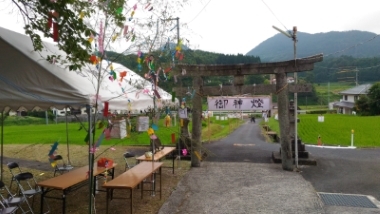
left=0, top=26, right=177, bottom=182
left=0, top=26, right=176, bottom=112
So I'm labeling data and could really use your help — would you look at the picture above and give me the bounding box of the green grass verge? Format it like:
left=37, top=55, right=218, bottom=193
left=1, top=116, right=244, bottom=146
left=265, top=114, right=380, bottom=148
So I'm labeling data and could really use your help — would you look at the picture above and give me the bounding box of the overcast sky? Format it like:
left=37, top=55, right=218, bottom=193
left=176, top=0, right=380, bottom=54
left=1, top=0, right=380, bottom=55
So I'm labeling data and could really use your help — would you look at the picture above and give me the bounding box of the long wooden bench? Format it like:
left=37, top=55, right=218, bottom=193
left=103, top=162, right=163, bottom=214
left=136, top=147, right=176, bottom=174
left=37, top=164, right=117, bottom=214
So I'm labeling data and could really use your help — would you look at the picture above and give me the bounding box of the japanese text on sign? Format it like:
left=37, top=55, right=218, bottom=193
left=207, top=97, right=271, bottom=111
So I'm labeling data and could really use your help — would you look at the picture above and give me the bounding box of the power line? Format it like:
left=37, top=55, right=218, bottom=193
left=299, top=34, right=380, bottom=64
left=316, top=64, right=380, bottom=71
left=186, top=0, right=212, bottom=24
left=261, top=0, right=288, bottom=32
left=324, top=34, right=380, bottom=58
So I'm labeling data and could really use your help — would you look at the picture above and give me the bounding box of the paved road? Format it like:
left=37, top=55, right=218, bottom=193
left=160, top=119, right=380, bottom=214
left=301, top=145, right=380, bottom=200
left=206, top=118, right=380, bottom=200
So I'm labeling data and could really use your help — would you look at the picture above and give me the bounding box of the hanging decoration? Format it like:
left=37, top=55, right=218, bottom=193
left=111, top=33, right=119, bottom=42
left=88, top=33, right=94, bottom=43
left=103, top=101, right=109, bottom=117
left=79, top=11, right=85, bottom=19
left=47, top=11, right=59, bottom=42
left=171, top=133, right=176, bottom=143
left=145, top=2, right=153, bottom=11
left=108, top=63, right=117, bottom=81
left=129, top=4, right=137, bottom=21
left=98, top=21, right=104, bottom=53
left=119, top=71, right=127, bottom=82
left=48, top=142, right=59, bottom=167
left=165, top=114, right=171, bottom=127
left=89, top=55, right=98, bottom=64
left=147, top=127, right=154, bottom=136
left=137, top=50, right=143, bottom=71
left=127, top=99, right=132, bottom=111
left=123, top=25, right=128, bottom=36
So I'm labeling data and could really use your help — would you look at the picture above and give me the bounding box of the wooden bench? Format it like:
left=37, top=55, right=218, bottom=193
left=136, top=147, right=176, bottom=174
left=103, top=162, right=163, bottom=214
left=37, top=164, right=117, bottom=214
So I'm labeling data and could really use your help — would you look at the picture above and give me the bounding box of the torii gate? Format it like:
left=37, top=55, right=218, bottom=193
left=173, top=54, right=323, bottom=171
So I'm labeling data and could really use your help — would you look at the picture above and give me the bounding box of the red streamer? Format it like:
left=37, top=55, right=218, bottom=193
left=53, top=22, right=59, bottom=42
left=171, top=133, right=176, bottom=143
left=103, top=102, right=109, bottom=117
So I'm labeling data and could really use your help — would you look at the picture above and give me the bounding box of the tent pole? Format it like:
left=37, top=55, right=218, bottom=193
left=87, top=105, right=94, bottom=214
left=65, top=108, right=71, bottom=166
left=1, top=109, right=4, bottom=181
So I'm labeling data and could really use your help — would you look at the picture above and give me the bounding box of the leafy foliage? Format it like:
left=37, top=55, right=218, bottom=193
left=367, top=82, right=380, bottom=115
left=354, top=82, right=380, bottom=115
left=354, top=95, right=370, bottom=115
left=12, top=0, right=189, bottom=71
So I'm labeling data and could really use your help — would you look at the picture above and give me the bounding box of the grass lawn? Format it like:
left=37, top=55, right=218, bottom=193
left=265, top=114, right=380, bottom=148
left=1, top=116, right=244, bottom=146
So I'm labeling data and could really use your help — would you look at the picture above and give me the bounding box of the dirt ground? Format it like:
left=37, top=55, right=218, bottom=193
left=1, top=144, right=191, bottom=214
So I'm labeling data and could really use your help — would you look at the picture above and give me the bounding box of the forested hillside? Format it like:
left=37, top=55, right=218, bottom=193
left=300, top=55, right=380, bottom=84
left=246, top=30, right=380, bottom=62
left=105, top=29, right=380, bottom=96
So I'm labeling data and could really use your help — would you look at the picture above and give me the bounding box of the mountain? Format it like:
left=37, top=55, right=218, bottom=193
left=246, top=31, right=380, bottom=62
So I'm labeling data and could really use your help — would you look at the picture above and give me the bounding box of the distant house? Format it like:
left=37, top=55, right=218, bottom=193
left=333, top=84, right=372, bottom=114
left=270, top=77, right=295, bottom=84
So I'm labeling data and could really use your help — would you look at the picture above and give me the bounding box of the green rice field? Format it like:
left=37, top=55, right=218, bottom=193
left=266, top=114, right=380, bottom=148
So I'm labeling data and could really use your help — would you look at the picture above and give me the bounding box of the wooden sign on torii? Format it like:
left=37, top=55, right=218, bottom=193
left=173, top=54, right=323, bottom=171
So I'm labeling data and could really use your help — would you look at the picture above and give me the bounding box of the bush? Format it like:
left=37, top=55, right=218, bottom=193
left=307, top=110, right=335, bottom=114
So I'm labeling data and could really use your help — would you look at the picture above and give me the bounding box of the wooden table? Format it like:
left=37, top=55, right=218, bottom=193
left=37, top=163, right=116, bottom=214
left=103, top=162, right=163, bottom=214
left=136, top=147, right=176, bottom=174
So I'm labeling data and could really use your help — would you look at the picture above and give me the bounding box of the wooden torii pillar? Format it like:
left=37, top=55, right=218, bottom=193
left=173, top=54, right=323, bottom=170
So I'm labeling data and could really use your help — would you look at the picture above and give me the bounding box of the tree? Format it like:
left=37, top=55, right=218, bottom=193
left=11, top=1, right=190, bottom=213
left=11, top=0, right=189, bottom=71
left=367, top=82, right=380, bottom=115
left=354, top=95, right=370, bottom=115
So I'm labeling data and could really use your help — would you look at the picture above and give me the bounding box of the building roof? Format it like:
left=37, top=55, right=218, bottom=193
left=339, top=84, right=372, bottom=95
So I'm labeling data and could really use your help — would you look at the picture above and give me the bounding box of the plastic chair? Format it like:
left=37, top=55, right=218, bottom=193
left=52, top=155, right=74, bottom=176
left=0, top=201, right=18, bottom=214
left=6, top=162, right=23, bottom=191
left=0, top=181, right=26, bottom=213
left=14, top=172, right=50, bottom=214
left=123, top=152, right=137, bottom=171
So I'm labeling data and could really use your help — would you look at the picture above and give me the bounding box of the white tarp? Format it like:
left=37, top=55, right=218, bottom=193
left=0, top=27, right=176, bottom=112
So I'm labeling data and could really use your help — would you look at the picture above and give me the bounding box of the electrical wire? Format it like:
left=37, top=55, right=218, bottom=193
left=261, top=0, right=289, bottom=31
left=316, top=64, right=380, bottom=71
left=186, top=0, right=212, bottom=24
left=324, top=34, right=380, bottom=58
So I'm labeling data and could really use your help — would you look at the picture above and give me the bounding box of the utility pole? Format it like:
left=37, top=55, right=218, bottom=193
left=355, top=67, right=359, bottom=86
left=292, top=27, right=298, bottom=168
left=327, top=82, right=330, bottom=107
left=163, top=17, right=183, bottom=166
